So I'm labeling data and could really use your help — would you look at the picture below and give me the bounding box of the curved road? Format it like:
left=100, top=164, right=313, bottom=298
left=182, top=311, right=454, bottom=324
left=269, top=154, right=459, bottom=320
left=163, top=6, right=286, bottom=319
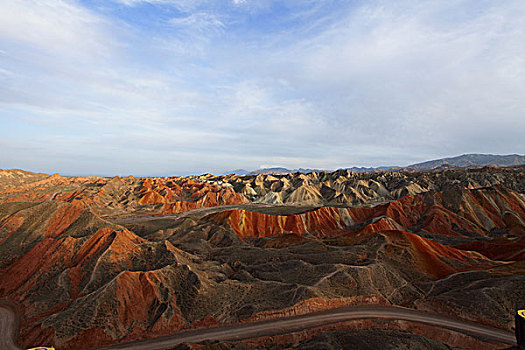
left=1, top=305, right=516, bottom=349
left=97, top=305, right=516, bottom=350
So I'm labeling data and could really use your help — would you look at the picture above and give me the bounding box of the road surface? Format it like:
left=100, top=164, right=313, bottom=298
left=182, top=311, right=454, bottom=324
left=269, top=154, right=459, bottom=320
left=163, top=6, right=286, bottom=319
left=0, top=305, right=20, bottom=350
left=1, top=304, right=516, bottom=350
left=98, top=305, right=516, bottom=350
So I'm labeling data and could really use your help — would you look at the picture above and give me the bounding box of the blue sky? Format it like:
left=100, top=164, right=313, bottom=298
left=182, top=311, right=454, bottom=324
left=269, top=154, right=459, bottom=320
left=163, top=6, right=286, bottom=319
left=1, top=0, right=524, bottom=176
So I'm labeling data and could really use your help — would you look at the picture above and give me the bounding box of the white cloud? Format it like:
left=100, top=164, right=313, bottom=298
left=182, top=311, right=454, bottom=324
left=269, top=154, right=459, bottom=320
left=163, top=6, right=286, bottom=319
left=1, top=0, right=524, bottom=175
left=248, top=0, right=525, bottom=161
left=113, top=0, right=209, bottom=12
left=0, top=0, right=112, bottom=59
left=170, top=12, right=224, bottom=34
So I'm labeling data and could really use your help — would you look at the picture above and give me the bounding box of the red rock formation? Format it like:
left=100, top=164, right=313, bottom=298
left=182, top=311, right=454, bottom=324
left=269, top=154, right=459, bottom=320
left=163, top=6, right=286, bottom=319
left=207, top=187, right=525, bottom=243
left=138, top=178, right=248, bottom=214
left=44, top=204, right=83, bottom=237
left=354, top=217, right=402, bottom=234
left=378, top=230, right=493, bottom=279
left=247, top=295, right=387, bottom=322
left=0, top=215, right=24, bottom=245
left=208, top=210, right=495, bottom=278
left=208, top=206, right=349, bottom=238
left=455, top=236, right=525, bottom=261
left=192, top=316, right=219, bottom=329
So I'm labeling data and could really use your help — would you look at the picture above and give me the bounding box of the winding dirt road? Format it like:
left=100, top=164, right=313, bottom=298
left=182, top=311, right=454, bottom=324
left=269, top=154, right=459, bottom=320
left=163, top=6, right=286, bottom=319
left=96, top=305, right=516, bottom=350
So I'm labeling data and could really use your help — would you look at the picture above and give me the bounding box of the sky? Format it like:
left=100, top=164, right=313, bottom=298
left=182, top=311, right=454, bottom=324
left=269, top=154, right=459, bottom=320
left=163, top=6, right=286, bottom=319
left=0, top=0, right=524, bottom=176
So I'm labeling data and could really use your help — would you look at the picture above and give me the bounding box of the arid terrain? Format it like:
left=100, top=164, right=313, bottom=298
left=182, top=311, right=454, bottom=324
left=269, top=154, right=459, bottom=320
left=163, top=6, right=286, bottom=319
left=1, top=166, right=524, bottom=349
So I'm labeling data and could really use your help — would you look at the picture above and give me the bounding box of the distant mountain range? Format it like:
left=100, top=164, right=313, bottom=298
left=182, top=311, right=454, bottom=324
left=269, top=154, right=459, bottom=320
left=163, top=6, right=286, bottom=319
left=405, top=153, right=525, bottom=170
left=344, top=166, right=401, bottom=173
left=227, top=167, right=319, bottom=175
left=225, top=153, right=525, bottom=175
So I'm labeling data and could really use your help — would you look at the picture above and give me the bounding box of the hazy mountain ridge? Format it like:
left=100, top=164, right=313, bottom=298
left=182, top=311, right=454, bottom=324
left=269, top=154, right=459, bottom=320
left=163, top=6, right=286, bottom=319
left=225, top=153, right=525, bottom=175
left=225, top=167, right=319, bottom=175
left=406, top=153, right=525, bottom=170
